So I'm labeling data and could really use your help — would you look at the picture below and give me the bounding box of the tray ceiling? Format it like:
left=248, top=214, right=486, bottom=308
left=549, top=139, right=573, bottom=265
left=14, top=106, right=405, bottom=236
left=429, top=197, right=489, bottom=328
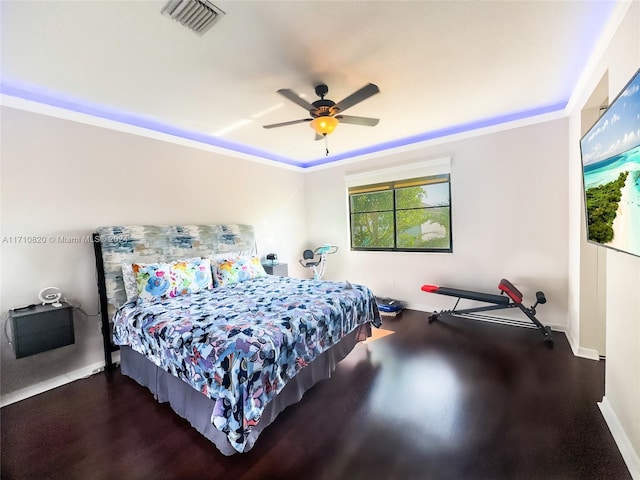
left=0, top=1, right=618, bottom=168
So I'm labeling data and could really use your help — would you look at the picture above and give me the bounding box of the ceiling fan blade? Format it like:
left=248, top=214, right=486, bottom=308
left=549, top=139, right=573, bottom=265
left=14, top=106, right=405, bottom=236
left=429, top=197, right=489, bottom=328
left=263, top=118, right=311, bottom=129
left=334, top=83, right=380, bottom=113
left=335, top=115, right=380, bottom=126
left=277, top=89, right=315, bottom=111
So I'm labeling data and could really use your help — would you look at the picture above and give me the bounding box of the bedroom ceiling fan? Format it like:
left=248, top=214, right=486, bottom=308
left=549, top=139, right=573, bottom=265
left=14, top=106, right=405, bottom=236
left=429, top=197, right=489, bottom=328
left=263, top=83, right=380, bottom=140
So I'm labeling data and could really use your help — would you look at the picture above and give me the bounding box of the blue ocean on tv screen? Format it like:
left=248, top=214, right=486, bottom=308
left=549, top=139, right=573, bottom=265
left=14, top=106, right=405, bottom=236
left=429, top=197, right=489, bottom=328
left=583, top=146, right=640, bottom=189
left=583, top=146, right=640, bottom=257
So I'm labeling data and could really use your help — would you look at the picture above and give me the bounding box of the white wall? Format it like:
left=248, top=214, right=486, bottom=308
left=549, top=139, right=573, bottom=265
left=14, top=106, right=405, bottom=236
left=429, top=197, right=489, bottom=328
left=576, top=88, right=609, bottom=357
left=304, top=119, right=570, bottom=329
left=567, top=1, right=640, bottom=474
left=603, top=3, right=640, bottom=469
left=0, top=107, right=307, bottom=397
left=605, top=251, right=640, bottom=471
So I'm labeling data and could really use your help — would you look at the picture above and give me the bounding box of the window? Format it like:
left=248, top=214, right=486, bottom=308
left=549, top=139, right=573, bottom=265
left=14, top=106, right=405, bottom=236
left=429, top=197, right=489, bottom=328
left=348, top=174, right=452, bottom=252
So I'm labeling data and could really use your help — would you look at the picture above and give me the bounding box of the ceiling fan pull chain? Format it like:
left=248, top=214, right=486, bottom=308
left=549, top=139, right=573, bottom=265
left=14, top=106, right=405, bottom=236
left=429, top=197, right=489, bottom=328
left=325, top=135, right=329, bottom=156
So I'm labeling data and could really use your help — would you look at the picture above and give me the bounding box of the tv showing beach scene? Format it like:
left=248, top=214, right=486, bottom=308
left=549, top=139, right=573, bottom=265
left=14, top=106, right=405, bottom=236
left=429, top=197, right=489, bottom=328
left=580, top=67, right=640, bottom=258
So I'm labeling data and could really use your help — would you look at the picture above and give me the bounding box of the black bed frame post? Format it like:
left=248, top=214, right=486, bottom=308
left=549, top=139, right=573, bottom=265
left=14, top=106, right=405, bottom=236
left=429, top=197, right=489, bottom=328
left=93, top=233, right=114, bottom=371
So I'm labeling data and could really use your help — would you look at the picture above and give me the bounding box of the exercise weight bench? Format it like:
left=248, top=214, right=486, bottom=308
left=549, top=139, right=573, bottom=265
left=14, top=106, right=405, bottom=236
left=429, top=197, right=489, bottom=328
left=421, top=278, right=553, bottom=346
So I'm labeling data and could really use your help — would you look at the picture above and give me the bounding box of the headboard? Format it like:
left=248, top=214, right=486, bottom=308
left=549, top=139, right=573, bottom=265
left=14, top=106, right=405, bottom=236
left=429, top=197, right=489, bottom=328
left=93, top=224, right=256, bottom=370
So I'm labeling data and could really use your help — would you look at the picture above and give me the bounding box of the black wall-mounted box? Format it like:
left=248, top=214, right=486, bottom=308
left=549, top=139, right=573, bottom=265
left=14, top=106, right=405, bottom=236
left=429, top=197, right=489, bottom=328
left=10, top=303, right=74, bottom=359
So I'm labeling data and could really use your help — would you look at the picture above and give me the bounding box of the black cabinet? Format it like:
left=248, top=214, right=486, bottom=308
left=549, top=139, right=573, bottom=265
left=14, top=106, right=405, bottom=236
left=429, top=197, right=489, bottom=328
left=10, top=303, right=74, bottom=358
left=262, top=263, right=288, bottom=277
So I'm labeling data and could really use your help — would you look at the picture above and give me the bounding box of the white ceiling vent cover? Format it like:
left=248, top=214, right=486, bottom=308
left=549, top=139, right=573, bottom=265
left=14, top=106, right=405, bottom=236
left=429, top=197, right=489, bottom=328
left=162, top=0, right=225, bottom=36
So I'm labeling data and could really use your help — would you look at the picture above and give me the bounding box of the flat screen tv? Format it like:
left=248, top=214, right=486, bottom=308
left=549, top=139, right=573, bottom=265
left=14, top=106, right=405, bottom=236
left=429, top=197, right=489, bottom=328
left=580, top=67, right=640, bottom=258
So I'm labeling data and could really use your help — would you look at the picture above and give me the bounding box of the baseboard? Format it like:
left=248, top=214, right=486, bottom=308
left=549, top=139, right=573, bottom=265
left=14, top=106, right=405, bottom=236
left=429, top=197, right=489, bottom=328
left=575, top=345, right=600, bottom=361
left=403, top=302, right=438, bottom=314
left=0, top=352, right=120, bottom=408
left=598, top=396, right=640, bottom=480
left=556, top=325, right=601, bottom=361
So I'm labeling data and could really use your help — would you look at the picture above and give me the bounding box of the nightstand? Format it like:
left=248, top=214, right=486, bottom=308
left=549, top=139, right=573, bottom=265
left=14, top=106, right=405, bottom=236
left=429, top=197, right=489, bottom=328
left=262, top=263, right=288, bottom=277
left=9, top=303, right=75, bottom=358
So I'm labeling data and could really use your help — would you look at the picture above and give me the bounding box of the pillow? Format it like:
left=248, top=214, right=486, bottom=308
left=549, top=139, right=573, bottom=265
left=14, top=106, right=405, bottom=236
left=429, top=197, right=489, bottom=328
left=122, top=256, right=205, bottom=301
left=214, top=255, right=267, bottom=286
left=132, top=257, right=213, bottom=302
left=122, top=263, right=140, bottom=301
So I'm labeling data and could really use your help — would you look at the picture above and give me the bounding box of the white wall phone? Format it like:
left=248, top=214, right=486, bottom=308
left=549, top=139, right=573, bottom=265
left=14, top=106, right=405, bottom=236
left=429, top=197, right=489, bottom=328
left=38, top=287, right=63, bottom=307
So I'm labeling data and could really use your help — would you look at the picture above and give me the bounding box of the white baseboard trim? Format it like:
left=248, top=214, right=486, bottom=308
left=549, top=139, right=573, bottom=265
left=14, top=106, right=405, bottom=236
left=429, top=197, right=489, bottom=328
left=575, top=345, right=601, bottom=361
left=563, top=326, right=580, bottom=356
left=557, top=325, right=601, bottom=361
left=1, top=352, right=120, bottom=408
left=565, top=332, right=600, bottom=361
left=404, top=302, right=439, bottom=313
left=598, top=396, right=640, bottom=480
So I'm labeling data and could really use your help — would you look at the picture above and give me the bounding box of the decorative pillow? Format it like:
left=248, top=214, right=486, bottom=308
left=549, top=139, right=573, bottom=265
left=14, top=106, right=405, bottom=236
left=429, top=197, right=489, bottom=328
left=122, top=263, right=140, bottom=301
left=122, top=257, right=203, bottom=301
left=132, top=257, right=213, bottom=302
left=214, top=255, right=267, bottom=286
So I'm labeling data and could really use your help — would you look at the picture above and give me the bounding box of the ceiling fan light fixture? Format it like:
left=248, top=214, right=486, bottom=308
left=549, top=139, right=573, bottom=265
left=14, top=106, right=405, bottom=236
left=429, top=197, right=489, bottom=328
left=310, top=116, right=338, bottom=136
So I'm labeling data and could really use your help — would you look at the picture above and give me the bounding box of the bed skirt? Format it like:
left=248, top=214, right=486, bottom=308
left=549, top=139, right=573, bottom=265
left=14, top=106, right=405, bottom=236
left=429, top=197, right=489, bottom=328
left=119, top=322, right=371, bottom=455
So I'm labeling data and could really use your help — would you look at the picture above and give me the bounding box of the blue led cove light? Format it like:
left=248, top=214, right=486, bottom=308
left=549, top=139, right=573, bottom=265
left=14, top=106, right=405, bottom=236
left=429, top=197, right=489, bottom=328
left=2, top=80, right=569, bottom=169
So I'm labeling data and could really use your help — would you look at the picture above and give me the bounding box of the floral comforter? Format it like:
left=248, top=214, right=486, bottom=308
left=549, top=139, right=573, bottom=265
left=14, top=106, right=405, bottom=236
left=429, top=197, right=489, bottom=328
left=113, top=275, right=381, bottom=453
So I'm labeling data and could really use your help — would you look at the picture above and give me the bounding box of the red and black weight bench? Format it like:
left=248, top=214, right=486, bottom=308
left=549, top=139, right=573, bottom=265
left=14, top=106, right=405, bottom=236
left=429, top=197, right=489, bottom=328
left=421, top=278, right=552, bottom=346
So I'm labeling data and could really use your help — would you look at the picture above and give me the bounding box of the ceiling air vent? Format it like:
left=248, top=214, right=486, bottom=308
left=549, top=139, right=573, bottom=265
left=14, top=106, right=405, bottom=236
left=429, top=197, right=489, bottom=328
left=162, top=0, right=225, bottom=36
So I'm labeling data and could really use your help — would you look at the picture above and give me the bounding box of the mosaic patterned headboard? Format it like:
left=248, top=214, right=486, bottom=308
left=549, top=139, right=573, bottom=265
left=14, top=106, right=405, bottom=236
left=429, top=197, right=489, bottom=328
left=93, top=224, right=256, bottom=368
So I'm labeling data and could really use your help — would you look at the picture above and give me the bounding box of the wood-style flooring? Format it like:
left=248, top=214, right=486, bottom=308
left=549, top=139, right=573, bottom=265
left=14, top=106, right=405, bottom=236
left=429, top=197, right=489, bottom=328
left=1, top=310, right=631, bottom=480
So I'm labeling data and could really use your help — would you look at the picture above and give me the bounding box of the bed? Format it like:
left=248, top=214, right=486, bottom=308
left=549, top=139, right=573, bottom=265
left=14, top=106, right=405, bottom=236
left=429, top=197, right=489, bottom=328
left=93, top=224, right=381, bottom=455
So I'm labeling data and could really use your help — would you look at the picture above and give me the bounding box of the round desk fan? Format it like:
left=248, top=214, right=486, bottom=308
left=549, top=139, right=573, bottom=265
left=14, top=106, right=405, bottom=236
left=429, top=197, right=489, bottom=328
left=39, top=287, right=63, bottom=307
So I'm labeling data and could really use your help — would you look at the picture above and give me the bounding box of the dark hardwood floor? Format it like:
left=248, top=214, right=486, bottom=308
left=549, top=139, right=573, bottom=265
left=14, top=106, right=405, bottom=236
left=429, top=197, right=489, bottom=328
left=1, top=310, right=631, bottom=480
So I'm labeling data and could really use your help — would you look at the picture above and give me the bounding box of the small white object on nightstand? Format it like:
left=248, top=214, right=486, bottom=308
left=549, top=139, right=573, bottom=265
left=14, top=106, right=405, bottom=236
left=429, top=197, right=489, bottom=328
left=38, top=287, right=63, bottom=307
